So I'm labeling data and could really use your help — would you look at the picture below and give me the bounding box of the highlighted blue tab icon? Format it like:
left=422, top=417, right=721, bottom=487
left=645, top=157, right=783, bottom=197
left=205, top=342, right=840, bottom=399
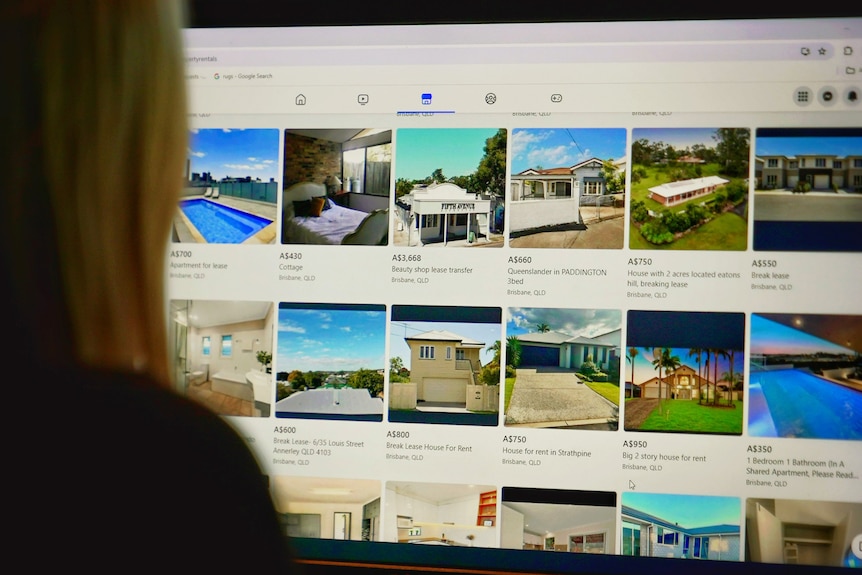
left=421, top=93, right=432, bottom=105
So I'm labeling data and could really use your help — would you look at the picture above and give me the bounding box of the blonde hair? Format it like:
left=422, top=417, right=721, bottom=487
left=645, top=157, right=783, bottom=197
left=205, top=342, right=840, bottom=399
left=3, top=1, right=187, bottom=385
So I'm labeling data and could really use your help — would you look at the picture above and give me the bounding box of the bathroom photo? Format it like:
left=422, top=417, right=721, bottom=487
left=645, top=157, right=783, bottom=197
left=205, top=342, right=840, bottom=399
left=169, top=299, right=275, bottom=417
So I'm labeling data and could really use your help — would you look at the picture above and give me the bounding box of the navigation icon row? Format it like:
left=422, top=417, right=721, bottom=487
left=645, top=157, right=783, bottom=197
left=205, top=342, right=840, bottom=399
left=794, top=85, right=859, bottom=106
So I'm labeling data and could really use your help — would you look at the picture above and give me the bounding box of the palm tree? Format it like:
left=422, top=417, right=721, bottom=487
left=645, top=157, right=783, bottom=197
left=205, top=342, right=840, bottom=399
left=725, top=349, right=737, bottom=406
left=536, top=322, right=550, bottom=333
left=709, top=348, right=729, bottom=406
left=661, top=348, right=682, bottom=398
left=627, top=347, right=639, bottom=397
left=651, top=348, right=681, bottom=413
left=720, top=370, right=743, bottom=403
left=688, top=347, right=705, bottom=404
left=506, top=336, right=522, bottom=368
left=487, top=337, right=521, bottom=368
left=486, top=340, right=502, bottom=366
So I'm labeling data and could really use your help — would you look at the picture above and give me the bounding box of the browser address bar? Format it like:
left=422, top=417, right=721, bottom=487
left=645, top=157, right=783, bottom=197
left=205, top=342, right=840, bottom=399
left=184, top=41, right=837, bottom=67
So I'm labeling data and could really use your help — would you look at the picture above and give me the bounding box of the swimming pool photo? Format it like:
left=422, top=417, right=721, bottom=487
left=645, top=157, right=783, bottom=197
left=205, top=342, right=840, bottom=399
left=748, top=367, right=862, bottom=440
left=749, top=313, right=862, bottom=441
left=178, top=198, right=274, bottom=244
left=177, top=128, right=280, bottom=244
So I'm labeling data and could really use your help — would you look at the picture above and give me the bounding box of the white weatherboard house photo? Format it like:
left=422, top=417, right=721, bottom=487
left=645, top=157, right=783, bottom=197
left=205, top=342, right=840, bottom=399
left=395, top=182, right=493, bottom=246
left=508, top=158, right=621, bottom=233
left=647, top=176, right=729, bottom=207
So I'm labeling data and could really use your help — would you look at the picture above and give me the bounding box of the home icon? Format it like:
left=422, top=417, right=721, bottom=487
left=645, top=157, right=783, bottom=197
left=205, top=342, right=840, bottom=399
left=295, top=94, right=307, bottom=105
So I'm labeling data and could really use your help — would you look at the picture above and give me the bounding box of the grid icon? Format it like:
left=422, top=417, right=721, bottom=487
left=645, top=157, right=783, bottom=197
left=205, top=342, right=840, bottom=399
left=793, top=87, right=812, bottom=106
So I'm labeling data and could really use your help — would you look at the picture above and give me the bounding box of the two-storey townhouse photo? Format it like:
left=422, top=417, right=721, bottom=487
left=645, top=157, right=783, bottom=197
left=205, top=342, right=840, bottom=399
left=753, top=127, right=862, bottom=252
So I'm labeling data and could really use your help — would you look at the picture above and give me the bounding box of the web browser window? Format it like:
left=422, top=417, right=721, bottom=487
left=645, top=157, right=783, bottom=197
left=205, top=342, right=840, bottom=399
left=175, top=17, right=861, bottom=573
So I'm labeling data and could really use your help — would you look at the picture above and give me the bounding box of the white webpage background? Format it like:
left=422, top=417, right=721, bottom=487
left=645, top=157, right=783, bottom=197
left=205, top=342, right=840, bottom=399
left=175, top=17, right=862, bottom=553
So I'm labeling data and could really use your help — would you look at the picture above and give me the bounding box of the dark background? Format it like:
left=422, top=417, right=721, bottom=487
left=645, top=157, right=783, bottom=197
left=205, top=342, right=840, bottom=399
left=187, top=1, right=856, bottom=28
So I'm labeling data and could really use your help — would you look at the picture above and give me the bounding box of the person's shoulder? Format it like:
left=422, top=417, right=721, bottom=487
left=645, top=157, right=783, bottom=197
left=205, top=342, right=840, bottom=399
left=13, top=364, right=298, bottom=570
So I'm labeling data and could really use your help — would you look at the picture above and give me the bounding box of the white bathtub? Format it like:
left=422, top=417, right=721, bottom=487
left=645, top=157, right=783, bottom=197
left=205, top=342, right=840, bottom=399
left=211, top=370, right=254, bottom=401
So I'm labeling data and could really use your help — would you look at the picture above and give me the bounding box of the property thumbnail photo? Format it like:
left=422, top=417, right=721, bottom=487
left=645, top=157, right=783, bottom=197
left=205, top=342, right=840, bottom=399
left=175, top=128, right=279, bottom=244
left=393, top=128, right=506, bottom=247
left=282, top=129, right=391, bottom=246
left=274, top=302, right=386, bottom=421
left=624, top=310, right=745, bottom=435
left=746, top=498, right=862, bottom=568
left=388, top=305, right=502, bottom=426
left=622, top=492, right=741, bottom=561
left=503, top=307, right=621, bottom=430
left=385, top=482, right=498, bottom=548
left=169, top=299, right=274, bottom=417
left=749, top=313, right=862, bottom=440
left=500, top=487, right=616, bottom=554
left=753, top=127, right=862, bottom=252
left=629, top=127, right=749, bottom=251
left=271, top=476, right=382, bottom=542
left=508, top=128, right=626, bottom=249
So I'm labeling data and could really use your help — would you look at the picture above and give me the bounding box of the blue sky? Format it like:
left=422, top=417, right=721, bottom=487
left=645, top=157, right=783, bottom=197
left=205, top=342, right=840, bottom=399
left=632, top=127, right=724, bottom=149
left=276, top=305, right=386, bottom=372
left=626, top=347, right=743, bottom=385
left=754, top=136, right=862, bottom=157
left=506, top=308, right=620, bottom=339
left=395, top=128, right=502, bottom=181
left=389, top=320, right=502, bottom=368
left=622, top=493, right=740, bottom=527
left=188, top=128, right=280, bottom=181
left=750, top=314, right=854, bottom=356
left=511, top=128, right=626, bottom=173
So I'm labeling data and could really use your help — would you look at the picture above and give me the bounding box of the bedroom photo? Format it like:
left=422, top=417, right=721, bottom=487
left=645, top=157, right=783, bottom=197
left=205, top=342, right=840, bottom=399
left=282, top=129, right=392, bottom=246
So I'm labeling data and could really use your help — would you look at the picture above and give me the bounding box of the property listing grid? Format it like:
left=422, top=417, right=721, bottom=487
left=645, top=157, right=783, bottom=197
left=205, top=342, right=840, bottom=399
left=167, top=120, right=862, bottom=566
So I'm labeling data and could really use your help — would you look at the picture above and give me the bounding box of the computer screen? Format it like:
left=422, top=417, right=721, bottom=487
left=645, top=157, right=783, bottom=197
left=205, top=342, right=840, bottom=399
left=175, top=7, right=861, bottom=573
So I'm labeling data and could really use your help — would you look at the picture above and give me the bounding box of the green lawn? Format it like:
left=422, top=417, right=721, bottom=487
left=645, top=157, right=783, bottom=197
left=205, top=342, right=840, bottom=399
left=585, top=382, right=621, bottom=405
left=637, top=399, right=742, bottom=434
left=504, top=377, right=515, bottom=413
left=629, top=212, right=747, bottom=251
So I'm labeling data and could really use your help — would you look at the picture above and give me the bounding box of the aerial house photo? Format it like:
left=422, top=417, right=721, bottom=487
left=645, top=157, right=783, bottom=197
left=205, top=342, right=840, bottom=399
left=393, top=128, right=506, bottom=247
left=623, top=310, right=745, bottom=435
left=282, top=129, right=391, bottom=246
left=629, top=127, right=750, bottom=251
left=503, top=307, right=621, bottom=430
left=748, top=313, right=862, bottom=440
left=274, top=302, right=386, bottom=422
left=175, top=128, right=279, bottom=244
left=508, top=128, right=627, bottom=249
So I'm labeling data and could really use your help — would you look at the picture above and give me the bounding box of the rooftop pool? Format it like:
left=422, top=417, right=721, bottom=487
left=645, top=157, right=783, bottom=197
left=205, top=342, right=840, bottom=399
left=748, top=367, right=862, bottom=440
left=180, top=198, right=272, bottom=244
